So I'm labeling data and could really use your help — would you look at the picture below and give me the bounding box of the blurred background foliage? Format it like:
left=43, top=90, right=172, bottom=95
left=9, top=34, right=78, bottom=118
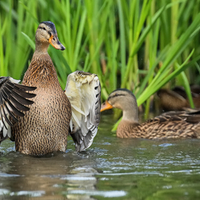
left=1, top=0, right=200, bottom=115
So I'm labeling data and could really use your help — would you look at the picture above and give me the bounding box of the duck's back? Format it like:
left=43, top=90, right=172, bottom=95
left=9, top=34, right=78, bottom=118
left=12, top=54, right=71, bottom=155
left=139, top=115, right=200, bottom=139
left=117, top=113, right=200, bottom=139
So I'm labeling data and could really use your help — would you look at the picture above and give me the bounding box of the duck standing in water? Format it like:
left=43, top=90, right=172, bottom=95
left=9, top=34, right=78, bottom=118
left=0, top=21, right=101, bottom=155
left=101, top=89, right=200, bottom=139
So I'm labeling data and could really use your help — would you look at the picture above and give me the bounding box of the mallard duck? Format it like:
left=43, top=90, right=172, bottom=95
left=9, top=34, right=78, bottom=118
left=0, top=21, right=101, bottom=155
left=101, top=89, right=200, bottom=139
left=157, top=86, right=200, bottom=111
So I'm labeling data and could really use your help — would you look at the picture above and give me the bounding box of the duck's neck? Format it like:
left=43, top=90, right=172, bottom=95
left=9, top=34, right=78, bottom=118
left=35, top=40, right=49, bottom=53
left=122, top=104, right=139, bottom=123
left=117, top=106, right=140, bottom=138
left=22, top=50, right=59, bottom=87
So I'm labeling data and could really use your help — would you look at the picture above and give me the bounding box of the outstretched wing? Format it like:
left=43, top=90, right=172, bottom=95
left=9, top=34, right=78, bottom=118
left=64, top=71, right=101, bottom=152
left=0, top=77, right=36, bottom=142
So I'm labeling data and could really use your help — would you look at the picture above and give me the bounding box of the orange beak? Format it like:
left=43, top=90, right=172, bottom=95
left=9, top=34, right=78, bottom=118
left=100, top=100, right=113, bottom=112
left=49, top=35, right=65, bottom=50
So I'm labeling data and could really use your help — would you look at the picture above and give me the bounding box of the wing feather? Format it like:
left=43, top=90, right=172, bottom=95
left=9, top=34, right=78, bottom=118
left=65, top=71, right=101, bottom=151
left=0, top=76, right=36, bottom=143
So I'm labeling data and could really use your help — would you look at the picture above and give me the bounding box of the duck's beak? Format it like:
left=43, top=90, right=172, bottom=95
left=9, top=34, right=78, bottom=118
left=49, top=34, right=65, bottom=51
left=100, top=100, right=113, bottom=112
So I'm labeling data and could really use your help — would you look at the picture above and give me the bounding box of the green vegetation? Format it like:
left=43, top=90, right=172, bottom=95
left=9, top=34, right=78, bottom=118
left=1, top=0, right=200, bottom=113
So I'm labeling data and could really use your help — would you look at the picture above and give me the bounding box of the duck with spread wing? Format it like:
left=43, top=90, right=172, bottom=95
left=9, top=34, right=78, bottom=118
left=0, top=21, right=101, bottom=155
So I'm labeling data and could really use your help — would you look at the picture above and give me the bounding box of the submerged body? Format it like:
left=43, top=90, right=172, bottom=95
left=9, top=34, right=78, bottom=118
left=116, top=113, right=200, bottom=139
left=101, top=89, right=200, bottom=139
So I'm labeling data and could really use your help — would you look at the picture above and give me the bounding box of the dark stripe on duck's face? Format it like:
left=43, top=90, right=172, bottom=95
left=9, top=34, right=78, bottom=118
left=108, top=93, right=126, bottom=101
left=41, top=21, right=56, bottom=33
left=48, top=31, right=52, bottom=37
left=38, top=26, right=46, bottom=31
left=38, top=26, right=52, bottom=37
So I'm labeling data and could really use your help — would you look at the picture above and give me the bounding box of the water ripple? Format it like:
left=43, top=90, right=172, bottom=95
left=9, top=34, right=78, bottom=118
left=65, top=190, right=127, bottom=197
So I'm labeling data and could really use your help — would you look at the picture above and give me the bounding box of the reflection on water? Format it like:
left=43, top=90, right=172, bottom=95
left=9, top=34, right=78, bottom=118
left=0, top=114, right=200, bottom=199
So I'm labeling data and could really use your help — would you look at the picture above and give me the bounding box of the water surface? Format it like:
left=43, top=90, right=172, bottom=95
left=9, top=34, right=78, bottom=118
left=0, top=114, right=200, bottom=199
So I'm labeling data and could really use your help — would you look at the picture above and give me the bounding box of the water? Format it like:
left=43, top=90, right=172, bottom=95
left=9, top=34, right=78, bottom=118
left=0, top=114, right=200, bottom=200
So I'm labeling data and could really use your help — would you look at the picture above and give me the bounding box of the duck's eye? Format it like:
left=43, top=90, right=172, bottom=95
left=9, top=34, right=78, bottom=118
left=42, top=27, right=46, bottom=30
left=52, top=37, right=55, bottom=41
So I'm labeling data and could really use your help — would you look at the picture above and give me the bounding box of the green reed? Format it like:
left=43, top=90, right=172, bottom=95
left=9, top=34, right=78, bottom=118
left=1, top=0, right=200, bottom=115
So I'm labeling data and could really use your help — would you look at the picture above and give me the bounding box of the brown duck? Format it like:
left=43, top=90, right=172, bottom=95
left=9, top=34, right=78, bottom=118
left=101, top=89, right=200, bottom=139
left=0, top=21, right=101, bottom=155
left=157, top=86, right=200, bottom=111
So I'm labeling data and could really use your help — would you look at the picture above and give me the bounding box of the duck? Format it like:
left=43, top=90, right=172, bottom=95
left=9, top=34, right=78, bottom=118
left=0, top=21, right=101, bottom=155
left=157, top=86, right=200, bottom=111
left=101, top=88, right=200, bottom=139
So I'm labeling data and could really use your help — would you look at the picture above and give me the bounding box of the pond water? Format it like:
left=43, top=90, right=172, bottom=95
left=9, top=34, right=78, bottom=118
left=0, top=113, right=200, bottom=200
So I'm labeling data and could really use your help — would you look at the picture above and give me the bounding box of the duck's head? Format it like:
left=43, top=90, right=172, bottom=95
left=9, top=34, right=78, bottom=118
left=101, top=89, right=139, bottom=122
left=35, top=21, right=65, bottom=52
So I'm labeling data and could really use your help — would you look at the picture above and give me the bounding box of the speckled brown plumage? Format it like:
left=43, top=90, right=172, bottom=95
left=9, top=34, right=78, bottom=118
left=101, top=89, right=200, bottom=139
left=12, top=53, right=71, bottom=155
left=0, top=21, right=102, bottom=154
left=117, top=113, right=200, bottom=139
left=8, top=21, right=71, bottom=155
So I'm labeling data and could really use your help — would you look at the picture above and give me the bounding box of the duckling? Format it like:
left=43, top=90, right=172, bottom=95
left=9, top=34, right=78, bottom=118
left=101, top=89, right=200, bottom=139
left=0, top=21, right=101, bottom=155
